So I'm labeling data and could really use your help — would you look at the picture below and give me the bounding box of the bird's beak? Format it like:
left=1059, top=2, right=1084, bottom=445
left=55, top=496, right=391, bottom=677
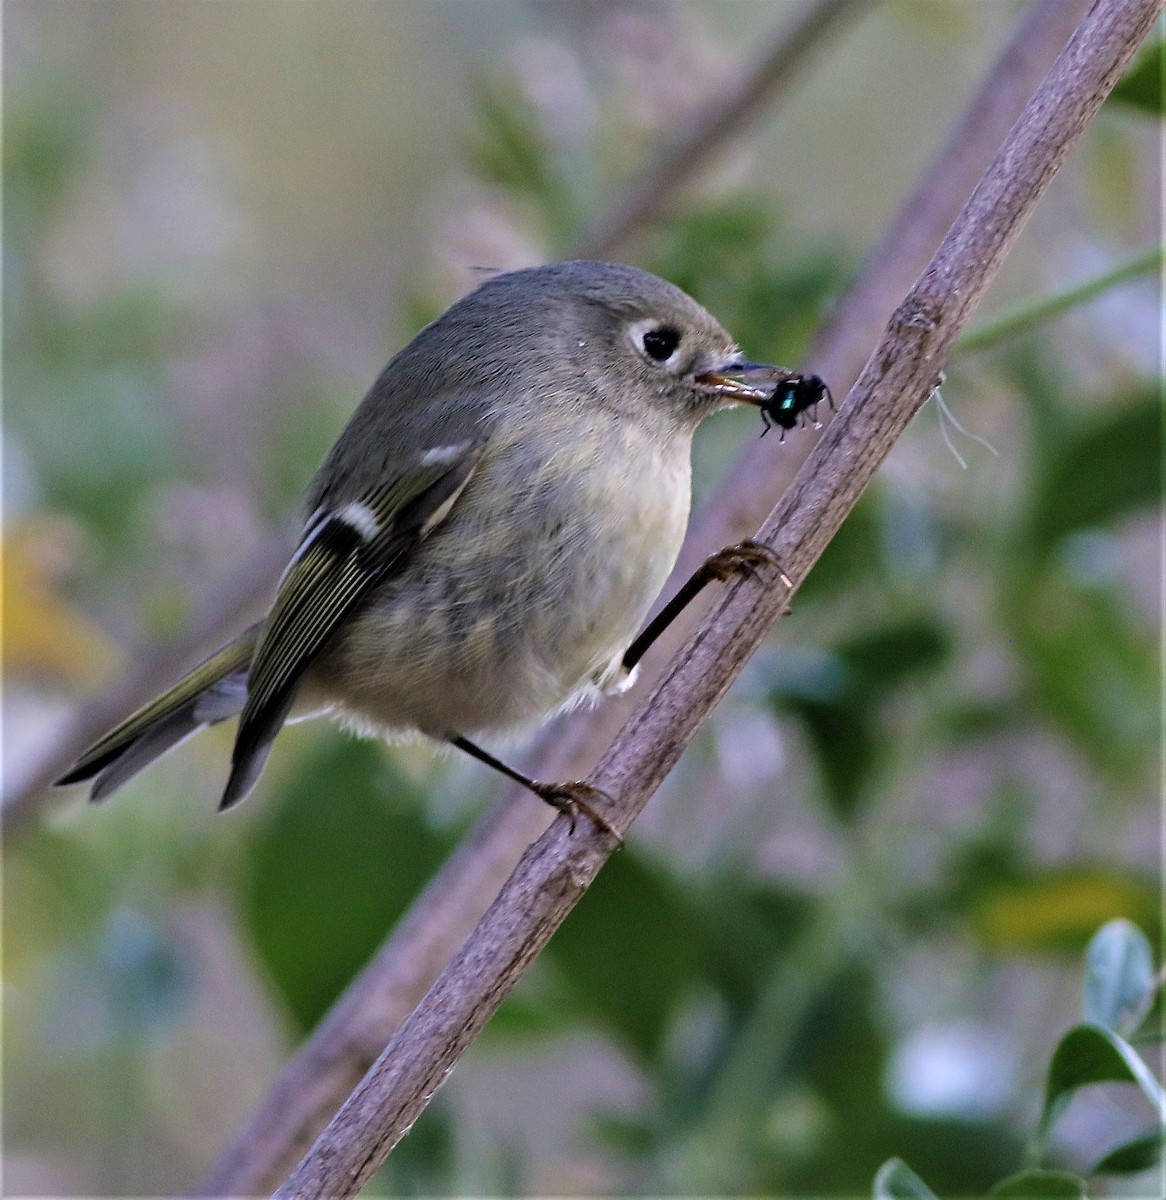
left=694, top=359, right=793, bottom=404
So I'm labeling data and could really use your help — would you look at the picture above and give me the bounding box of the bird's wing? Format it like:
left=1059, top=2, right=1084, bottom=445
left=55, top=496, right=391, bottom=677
left=221, top=434, right=489, bottom=808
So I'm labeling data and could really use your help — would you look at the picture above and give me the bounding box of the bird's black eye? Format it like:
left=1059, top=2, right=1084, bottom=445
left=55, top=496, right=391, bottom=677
left=642, top=326, right=681, bottom=362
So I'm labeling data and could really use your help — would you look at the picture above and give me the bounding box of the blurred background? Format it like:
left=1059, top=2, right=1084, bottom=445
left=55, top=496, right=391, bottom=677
left=3, top=1, right=1161, bottom=1195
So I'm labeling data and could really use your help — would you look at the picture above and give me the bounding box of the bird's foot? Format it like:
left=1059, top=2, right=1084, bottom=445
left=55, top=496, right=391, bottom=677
left=704, top=540, right=792, bottom=590
left=529, top=780, right=622, bottom=844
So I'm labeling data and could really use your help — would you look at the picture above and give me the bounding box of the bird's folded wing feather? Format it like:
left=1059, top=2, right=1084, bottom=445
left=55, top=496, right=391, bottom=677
left=222, top=434, right=489, bottom=808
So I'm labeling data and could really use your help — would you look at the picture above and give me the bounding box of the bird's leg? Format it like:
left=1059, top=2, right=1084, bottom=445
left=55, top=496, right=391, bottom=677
left=622, top=539, right=791, bottom=672
left=448, top=734, right=622, bottom=843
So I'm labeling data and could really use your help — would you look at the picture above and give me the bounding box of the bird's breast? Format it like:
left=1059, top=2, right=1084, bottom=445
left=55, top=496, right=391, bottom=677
left=311, top=414, right=693, bottom=738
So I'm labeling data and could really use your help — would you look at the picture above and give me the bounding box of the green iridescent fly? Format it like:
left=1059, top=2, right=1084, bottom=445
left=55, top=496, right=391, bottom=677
left=759, top=373, right=833, bottom=437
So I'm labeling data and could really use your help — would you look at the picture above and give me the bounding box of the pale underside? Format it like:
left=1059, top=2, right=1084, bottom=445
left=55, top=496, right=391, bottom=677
left=298, top=415, right=692, bottom=743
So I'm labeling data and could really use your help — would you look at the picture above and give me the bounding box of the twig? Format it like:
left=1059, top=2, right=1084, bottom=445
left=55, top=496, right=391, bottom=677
left=194, top=788, right=550, bottom=1195
left=273, top=1, right=1164, bottom=1194
left=197, top=1, right=1093, bottom=1193
left=574, top=0, right=868, bottom=259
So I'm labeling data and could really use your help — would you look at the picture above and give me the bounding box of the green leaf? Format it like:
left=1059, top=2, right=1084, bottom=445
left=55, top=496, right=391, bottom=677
left=1089, top=1125, right=1164, bottom=1174
left=989, top=1168, right=1086, bottom=1199
left=378, top=1094, right=456, bottom=1195
left=5, top=77, right=94, bottom=221
left=1009, top=568, right=1156, bottom=782
left=647, top=198, right=845, bottom=366
left=798, top=494, right=884, bottom=600
left=479, top=989, right=571, bottom=1042
left=1108, top=38, right=1163, bottom=115
left=1038, top=1024, right=1166, bottom=1147
left=765, top=617, right=951, bottom=819
left=697, top=881, right=813, bottom=1012
left=798, top=697, right=878, bottom=820
left=545, top=848, right=705, bottom=1060
left=838, top=618, right=951, bottom=694
left=873, top=1157, right=940, bottom=1200
left=1084, top=919, right=1156, bottom=1033
left=243, top=735, right=452, bottom=1033
left=588, top=1111, right=654, bottom=1158
left=464, top=76, right=578, bottom=245
left=1028, top=390, right=1161, bottom=548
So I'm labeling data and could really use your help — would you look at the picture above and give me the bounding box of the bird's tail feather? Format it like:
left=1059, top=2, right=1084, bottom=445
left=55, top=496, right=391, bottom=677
left=218, top=690, right=297, bottom=812
left=56, top=625, right=261, bottom=802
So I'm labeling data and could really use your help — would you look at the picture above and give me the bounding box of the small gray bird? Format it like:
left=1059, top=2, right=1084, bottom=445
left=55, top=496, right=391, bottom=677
left=58, top=260, right=812, bottom=827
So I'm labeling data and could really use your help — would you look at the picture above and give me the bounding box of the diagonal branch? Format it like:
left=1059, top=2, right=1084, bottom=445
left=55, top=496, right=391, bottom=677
left=657, top=0, right=1098, bottom=606
left=575, top=0, right=868, bottom=259
left=272, top=1, right=1164, bottom=1195
left=196, top=0, right=1094, bottom=1193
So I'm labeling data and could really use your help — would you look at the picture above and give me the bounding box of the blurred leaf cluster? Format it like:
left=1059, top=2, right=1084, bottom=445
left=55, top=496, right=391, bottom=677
left=876, top=920, right=1164, bottom=1199
left=5, top=17, right=1160, bottom=1199
left=6, top=82, right=188, bottom=551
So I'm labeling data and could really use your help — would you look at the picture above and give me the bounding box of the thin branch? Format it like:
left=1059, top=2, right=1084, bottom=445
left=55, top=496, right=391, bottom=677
left=196, top=1, right=1094, bottom=1193
left=194, top=788, right=550, bottom=1196
left=273, top=1, right=1164, bottom=1194
left=574, top=0, right=868, bottom=259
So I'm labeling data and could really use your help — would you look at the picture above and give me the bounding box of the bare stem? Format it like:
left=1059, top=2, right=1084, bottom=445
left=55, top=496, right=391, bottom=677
left=272, top=2, right=1165, bottom=1196
left=957, top=243, right=1165, bottom=353
left=196, top=1, right=1098, bottom=1193
left=574, top=0, right=868, bottom=259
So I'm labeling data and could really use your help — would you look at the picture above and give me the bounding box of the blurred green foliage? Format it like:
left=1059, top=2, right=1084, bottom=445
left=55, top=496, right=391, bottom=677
left=876, top=920, right=1164, bottom=1198
left=466, top=76, right=585, bottom=249
left=1108, top=37, right=1164, bottom=114
left=5, top=8, right=1160, bottom=1198
left=244, top=738, right=454, bottom=1033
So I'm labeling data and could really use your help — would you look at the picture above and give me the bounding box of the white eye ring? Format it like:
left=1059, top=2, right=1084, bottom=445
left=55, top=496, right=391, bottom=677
left=627, top=318, right=683, bottom=368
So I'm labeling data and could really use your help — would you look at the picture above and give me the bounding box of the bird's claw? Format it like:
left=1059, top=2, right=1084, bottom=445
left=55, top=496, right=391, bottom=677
left=704, top=540, right=792, bottom=590
left=531, top=780, right=622, bottom=844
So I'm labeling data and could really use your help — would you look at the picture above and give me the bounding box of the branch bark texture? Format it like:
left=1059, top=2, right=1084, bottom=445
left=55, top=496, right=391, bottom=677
left=679, top=0, right=1096, bottom=570
left=199, top=0, right=1096, bottom=1192
left=273, top=0, right=1163, bottom=1195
